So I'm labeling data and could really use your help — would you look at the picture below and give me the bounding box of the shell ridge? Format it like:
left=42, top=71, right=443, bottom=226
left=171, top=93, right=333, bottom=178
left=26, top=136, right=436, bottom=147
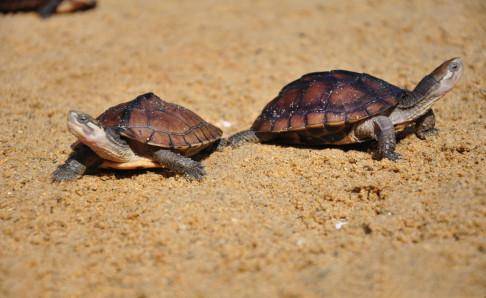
left=269, top=118, right=276, bottom=132
left=320, top=78, right=335, bottom=125
left=121, top=122, right=209, bottom=136
left=353, top=75, right=382, bottom=113
left=121, top=93, right=154, bottom=128
left=159, top=102, right=222, bottom=138
left=360, top=73, right=400, bottom=114
left=159, top=104, right=195, bottom=129
left=182, top=135, right=192, bottom=148
left=147, top=130, right=156, bottom=144
left=120, top=105, right=133, bottom=128
left=198, top=125, right=211, bottom=141
left=192, top=132, right=203, bottom=144
left=289, top=85, right=307, bottom=130
left=167, top=134, right=174, bottom=147
left=303, top=113, right=309, bottom=128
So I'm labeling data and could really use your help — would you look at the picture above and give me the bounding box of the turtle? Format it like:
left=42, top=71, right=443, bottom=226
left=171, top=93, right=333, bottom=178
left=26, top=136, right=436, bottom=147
left=0, top=0, right=96, bottom=18
left=223, top=57, right=463, bottom=160
left=52, top=92, right=223, bottom=181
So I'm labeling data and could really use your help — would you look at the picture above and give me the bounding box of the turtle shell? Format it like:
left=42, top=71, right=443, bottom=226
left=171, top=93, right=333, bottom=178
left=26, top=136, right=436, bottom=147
left=251, top=70, right=404, bottom=133
left=0, top=0, right=96, bottom=13
left=96, top=93, right=222, bottom=150
left=0, top=0, right=47, bottom=12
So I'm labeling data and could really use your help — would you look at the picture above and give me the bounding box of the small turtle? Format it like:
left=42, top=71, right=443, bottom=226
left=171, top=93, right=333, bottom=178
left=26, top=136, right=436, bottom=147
left=0, top=0, right=96, bottom=18
left=224, top=58, right=463, bottom=160
left=52, top=93, right=223, bottom=181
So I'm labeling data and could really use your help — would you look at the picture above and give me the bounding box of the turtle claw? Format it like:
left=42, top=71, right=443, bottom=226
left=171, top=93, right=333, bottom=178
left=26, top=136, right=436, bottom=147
left=416, top=128, right=439, bottom=140
left=52, top=165, right=82, bottom=182
left=184, top=163, right=206, bottom=181
left=384, top=151, right=401, bottom=161
left=373, top=151, right=401, bottom=162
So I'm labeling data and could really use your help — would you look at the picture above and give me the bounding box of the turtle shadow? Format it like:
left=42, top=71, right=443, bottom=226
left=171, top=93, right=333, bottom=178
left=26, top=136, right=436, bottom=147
left=88, top=168, right=175, bottom=180
left=265, top=130, right=411, bottom=154
left=268, top=141, right=373, bottom=155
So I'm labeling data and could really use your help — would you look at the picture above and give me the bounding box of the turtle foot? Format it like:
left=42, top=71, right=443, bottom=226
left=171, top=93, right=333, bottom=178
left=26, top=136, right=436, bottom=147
left=384, top=151, right=401, bottom=161
left=215, top=138, right=229, bottom=151
left=153, top=149, right=206, bottom=181
left=226, top=130, right=261, bottom=148
left=373, top=151, right=401, bottom=162
left=416, top=128, right=439, bottom=140
left=183, top=163, right=206, bottom=181
left=52, top=164, right=82, bottom=182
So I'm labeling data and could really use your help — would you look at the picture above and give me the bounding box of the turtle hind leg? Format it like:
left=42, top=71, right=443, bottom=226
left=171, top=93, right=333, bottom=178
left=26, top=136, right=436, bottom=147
left=37, top=0, right=62, bottom=18
left=52, top=144, right=102, bottom=182
left=219, top=129, right=270, bottom=150
left=153, top=150, right=205, bottom=181
left=415, top=110, right=438, bottom=140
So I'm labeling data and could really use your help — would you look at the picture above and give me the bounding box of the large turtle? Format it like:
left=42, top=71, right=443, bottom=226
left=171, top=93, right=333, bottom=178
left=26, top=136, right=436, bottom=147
left=224, top=58, right=463, bottom=160
left=0, top=0, right=96, bottom=17
left=52, top=93, right=223, bottom=181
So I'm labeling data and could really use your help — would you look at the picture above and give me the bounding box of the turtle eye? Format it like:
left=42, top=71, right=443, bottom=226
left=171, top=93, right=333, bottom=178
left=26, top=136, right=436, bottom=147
left=449, top=62, right=459, bottom=72
left=78, top=114, right=88, bottom=123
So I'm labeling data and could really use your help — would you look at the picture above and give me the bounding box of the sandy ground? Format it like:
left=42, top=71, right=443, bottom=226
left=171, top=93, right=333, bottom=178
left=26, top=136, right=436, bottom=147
left=0, top=0, right=485, bottom=297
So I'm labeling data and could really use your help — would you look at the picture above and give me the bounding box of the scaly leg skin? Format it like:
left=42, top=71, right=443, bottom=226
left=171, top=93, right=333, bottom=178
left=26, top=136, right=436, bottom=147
left=52, top=144, right=102, bottom=182
left=415, top=109, right=438, bottom=140
left=215, top=138, right=229, bottom=151
left=356, top=116, right=400, bottom=161
left=38, top=0, right=63, bottom=18
left=372, top=116, right=400, bottom=161
left=153, top=150, right=205, bottom=181
left=218, top=129, right=265, bottom=151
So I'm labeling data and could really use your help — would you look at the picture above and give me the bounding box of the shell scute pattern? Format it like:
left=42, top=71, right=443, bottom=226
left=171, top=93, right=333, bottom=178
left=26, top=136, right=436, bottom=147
left=0, top=0, right=46, bottom=11
left=96, top=93, right=222, bottom=149
left=251, top=70, right=403, bottom=133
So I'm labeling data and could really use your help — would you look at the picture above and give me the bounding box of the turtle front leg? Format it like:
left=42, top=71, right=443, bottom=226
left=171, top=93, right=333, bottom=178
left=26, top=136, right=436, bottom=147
left=372, top=116, right=400, bottom=161
left=52, top=144, right=102, bottom=182
left=415, top=109, right=438, bottom=140
left=153, top=150, right=205, bottom=181
left=356, top=116, right=400, bottom=161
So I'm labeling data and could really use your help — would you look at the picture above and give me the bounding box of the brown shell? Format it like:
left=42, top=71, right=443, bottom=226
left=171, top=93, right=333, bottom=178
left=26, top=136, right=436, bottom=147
left=0, top=0, right=96, bottom=13
left=0, top=0, right=47, bottom=11
left=96, top=93, right=222, bottom=150
left=251, top=70, right=403, bottom=133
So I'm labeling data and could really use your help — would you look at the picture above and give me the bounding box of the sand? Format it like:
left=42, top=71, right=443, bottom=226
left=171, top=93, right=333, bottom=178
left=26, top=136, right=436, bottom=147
left=0, top=0, right=485, bottom=297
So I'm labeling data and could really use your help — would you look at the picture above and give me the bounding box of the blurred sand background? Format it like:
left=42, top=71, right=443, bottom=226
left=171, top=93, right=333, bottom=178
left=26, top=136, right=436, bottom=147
left=0, top=0, right=485, bottom=297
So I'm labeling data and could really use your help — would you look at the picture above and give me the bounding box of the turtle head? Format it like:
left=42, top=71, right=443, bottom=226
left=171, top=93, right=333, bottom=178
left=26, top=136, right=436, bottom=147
left=414, top=57, right=464, bottom=100
left=67, top=110, right=106, bottom=145
left=67, top=111, right=133, bottom=162
left=391, top=58, right=463, bottom=124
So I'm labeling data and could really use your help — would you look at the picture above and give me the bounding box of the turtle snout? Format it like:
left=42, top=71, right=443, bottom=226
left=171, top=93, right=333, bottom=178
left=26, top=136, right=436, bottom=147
left=68, top=110, right=92, bottom=125
left=67, top=111, right=93, bottom=139
left=444, top=57, right=464, bottom=86
left=68, top=111, right=78, bottom=123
